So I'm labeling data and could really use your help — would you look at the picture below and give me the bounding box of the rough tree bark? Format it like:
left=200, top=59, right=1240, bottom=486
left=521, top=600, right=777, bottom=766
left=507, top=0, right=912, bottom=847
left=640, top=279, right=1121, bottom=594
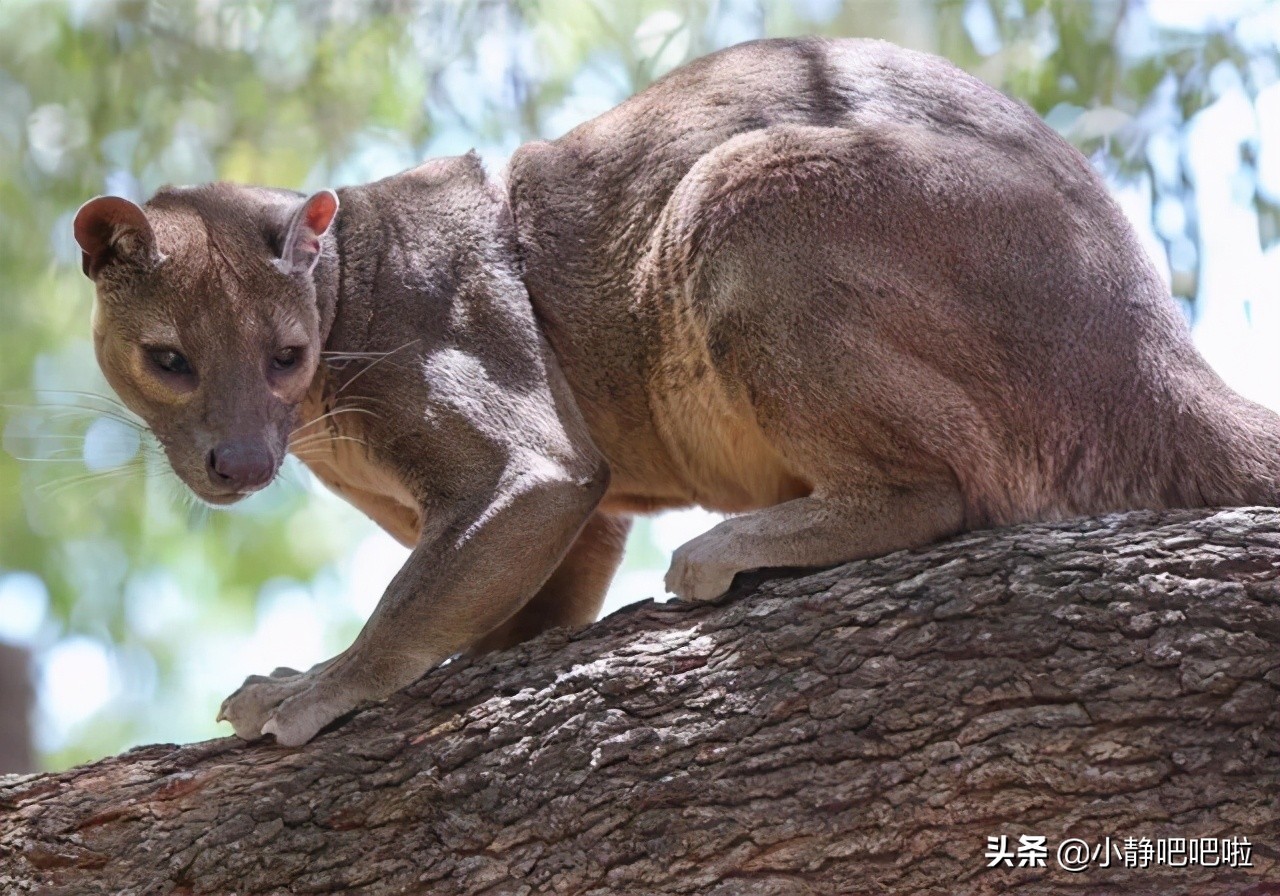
left=1, top=507, right=1277, bottom=895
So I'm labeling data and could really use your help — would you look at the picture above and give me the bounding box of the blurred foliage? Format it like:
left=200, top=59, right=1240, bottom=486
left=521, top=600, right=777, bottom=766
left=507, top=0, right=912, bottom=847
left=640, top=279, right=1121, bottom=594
left=0, top=0, right=1276, bottom=769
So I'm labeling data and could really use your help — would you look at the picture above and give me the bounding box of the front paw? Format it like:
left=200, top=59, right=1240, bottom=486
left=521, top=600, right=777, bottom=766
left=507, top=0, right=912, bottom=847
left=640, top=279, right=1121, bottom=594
left=217, top=663, right=364, bottom=747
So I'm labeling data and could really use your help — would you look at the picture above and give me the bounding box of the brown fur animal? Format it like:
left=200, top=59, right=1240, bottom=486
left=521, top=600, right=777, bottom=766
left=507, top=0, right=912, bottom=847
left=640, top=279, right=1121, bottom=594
left=73, top=38, right=1280, bottom=745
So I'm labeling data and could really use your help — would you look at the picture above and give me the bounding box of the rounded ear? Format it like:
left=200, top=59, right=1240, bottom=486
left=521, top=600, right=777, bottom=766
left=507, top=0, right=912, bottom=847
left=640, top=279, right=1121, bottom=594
left=73, top=196, right=158, bottom=280
left=278, top=189, right=339, bottom=275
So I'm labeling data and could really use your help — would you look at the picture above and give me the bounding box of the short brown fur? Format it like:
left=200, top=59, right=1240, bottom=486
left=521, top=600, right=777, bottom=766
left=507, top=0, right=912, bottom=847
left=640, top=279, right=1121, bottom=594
left=73, top=39, right=1280, bottom=745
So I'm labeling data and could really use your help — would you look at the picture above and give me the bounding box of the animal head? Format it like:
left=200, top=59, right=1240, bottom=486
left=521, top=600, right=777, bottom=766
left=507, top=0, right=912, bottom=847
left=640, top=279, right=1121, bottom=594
left=73, top=184, right=339, bottom=504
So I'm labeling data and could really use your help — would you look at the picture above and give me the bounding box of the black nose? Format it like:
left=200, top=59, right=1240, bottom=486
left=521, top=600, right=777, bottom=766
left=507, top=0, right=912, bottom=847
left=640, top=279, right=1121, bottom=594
left=208, top=441, right=275, bottom=491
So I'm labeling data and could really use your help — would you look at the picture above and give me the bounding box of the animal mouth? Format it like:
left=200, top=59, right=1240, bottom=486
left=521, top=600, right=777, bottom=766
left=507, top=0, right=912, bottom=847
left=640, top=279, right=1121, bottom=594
left=193, top=483, right=269, bottom=506
left=189, top=464, right=281, bottom=506
left=200, top=491, right=246, bottom=506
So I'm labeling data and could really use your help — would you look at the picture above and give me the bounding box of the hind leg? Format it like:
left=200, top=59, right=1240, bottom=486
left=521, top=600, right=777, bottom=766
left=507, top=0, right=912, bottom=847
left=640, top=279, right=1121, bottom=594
left=470, top=512, right=631, bottom=653
left=645, top=125, right=996, bottom=603
left=665, top=478, right=963, bottom=602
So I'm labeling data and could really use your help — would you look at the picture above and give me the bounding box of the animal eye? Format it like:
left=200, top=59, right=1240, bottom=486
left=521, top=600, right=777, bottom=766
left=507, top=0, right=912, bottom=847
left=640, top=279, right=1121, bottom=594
left=272, top=347, right=301, bottom=371
left=149, top=349, right=193, bottom=376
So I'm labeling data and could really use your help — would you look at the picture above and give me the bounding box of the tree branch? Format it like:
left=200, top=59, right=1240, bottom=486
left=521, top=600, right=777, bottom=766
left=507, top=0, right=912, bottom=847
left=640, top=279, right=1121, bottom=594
left=2, top=508, right=1277, bottom=895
